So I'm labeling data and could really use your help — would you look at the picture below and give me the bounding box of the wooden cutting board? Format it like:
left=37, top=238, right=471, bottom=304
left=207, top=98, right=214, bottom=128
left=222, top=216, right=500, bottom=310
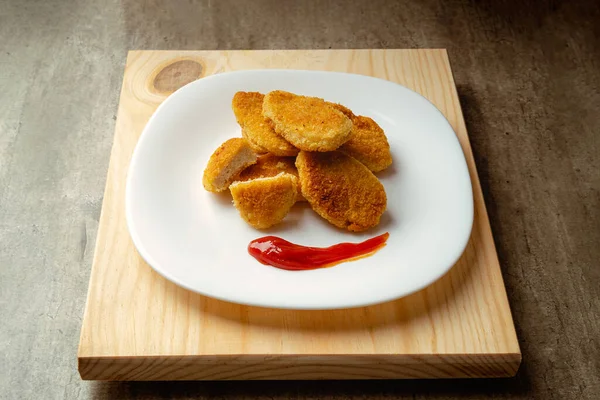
left=78, top=49, right=521, bottom=380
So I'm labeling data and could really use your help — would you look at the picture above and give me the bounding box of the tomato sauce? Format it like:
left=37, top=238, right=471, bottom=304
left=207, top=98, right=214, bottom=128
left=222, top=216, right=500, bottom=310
left=248, top=232, right=389, bottom=271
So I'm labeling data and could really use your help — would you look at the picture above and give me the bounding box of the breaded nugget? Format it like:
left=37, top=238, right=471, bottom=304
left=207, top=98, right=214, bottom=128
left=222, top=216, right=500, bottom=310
left=330, top=103, right=392, bottom=172
left=230, top=173, right=298, bottom=229
left=339, top=116, right=392, bottom=172
left=262, top=91, right=353, bottom=152
left=241, top=129, right=268, bottom=154
left=232, top=92, right=298, bottom=156
left=329, top=102, right=356, bottom=119
left=202, top=138, right=257, bottom=193
left=237, top=154, right=306, bottom=201
left=296, top=151, right=386, bottom=232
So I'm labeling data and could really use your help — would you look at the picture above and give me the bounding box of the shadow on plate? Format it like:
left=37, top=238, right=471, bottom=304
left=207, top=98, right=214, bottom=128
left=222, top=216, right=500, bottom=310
left=374, top=158, right=399, bottom=180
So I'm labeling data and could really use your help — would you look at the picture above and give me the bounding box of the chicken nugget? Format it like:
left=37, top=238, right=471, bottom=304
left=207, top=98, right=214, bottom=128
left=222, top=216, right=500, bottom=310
left=296, top=151, right=386, bottom=232
left=237, top=154, right=306, bottom=201
left=230, top=173, right=298, bottom=229
left=232, top=92, right=298, bottom=156
left=329, top=102, right=356, bottom=119
left=329, top=103, right=392, bottom=172
left=263, top=91, right=353, bottom=152
left=339, top=116, right=392, bottom=172
left=241, top=129, right=268, bottom=154
left=202, top=138, right=257, bottom=193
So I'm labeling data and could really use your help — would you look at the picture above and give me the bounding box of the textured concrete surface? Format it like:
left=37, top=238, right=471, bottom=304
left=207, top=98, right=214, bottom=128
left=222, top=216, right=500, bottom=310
left=1, top=0, right=599, bottom=399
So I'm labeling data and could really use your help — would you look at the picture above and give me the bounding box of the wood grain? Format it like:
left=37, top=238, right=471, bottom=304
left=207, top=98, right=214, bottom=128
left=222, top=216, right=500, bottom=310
left=77, top=50, right=521, bottom=380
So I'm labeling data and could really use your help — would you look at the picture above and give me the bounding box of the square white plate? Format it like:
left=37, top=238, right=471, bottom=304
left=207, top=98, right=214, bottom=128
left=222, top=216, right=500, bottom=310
left=126, top=70, right=473, bottom=310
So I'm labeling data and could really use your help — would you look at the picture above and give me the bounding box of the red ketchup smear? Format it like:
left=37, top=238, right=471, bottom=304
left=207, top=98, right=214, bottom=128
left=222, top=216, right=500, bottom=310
left=248, top=232, right=389, bottom=271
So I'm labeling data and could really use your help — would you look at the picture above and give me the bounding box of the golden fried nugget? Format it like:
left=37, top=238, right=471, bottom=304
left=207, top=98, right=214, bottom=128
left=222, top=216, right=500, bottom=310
left=230, top=173, right=298, bottom=229
left=232, top=92, right=298, bottom=156
left=263, top=91, right=353, bottom=152
left=329, top=102, right=356, bottom=119
left=202, top=138, right=257, bottom=193
left=339, top=116, right=392, bottom=172
left=237, top=154, right=306, bottom=201
left=242, top=129, right=268, bottom=154
left=296, top=151, right=386, bottom=232
left=330, top=103, right=392, bottom=172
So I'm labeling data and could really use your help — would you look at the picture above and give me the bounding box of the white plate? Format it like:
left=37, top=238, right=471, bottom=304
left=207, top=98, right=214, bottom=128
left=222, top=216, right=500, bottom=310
left=126, top=69, right=473, bottom=310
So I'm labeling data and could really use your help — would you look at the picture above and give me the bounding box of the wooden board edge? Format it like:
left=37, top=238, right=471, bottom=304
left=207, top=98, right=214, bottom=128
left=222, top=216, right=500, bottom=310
left=77, top=53, right=136, bottom=358
left=78, top=353, right=522, bottom=381
left=440, top=48, right=522, bottom=356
